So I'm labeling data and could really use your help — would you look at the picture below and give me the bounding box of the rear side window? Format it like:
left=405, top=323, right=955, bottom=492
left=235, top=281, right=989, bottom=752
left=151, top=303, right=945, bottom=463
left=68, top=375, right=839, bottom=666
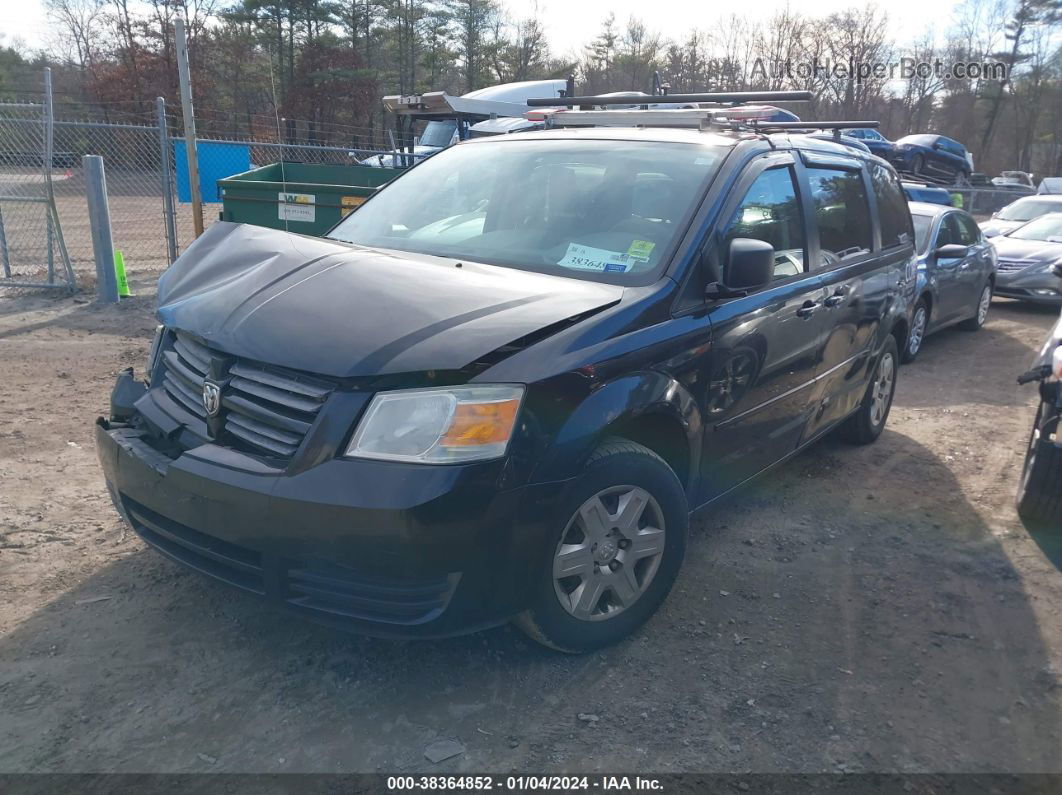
left=722, top=166, right=807, bottom=280
left=807, top=167, right=872, bottom=267
left=871, top=164, right=913, bottom=249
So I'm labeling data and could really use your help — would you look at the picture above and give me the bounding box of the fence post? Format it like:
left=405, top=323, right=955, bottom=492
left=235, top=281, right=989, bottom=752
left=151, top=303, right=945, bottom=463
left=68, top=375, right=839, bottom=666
left=175, top=19, right=203, bottom=239
left=156, top=97, right=178, bottom=263
left=84, top=155, right=119, bottom=304
left=42, top=67, right=76, bottom=291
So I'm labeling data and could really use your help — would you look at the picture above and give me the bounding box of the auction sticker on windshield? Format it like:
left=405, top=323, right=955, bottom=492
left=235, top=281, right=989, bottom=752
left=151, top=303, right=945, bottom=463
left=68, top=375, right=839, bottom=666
left=558, top=243, right=632, bottom=272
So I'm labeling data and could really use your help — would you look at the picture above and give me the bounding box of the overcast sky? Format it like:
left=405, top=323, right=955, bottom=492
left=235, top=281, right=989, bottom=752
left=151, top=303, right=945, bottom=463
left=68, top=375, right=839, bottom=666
left=3, top=0, right=962, bottom=57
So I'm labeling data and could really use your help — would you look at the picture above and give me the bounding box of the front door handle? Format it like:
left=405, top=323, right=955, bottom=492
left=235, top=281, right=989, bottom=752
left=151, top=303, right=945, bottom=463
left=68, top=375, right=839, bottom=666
left=824, top=285, right=851, bottom=307
left=796, top=300, right=821, bottom=318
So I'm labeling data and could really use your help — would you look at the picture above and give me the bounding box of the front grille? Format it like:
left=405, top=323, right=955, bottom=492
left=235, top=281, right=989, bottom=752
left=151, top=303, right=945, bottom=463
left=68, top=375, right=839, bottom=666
left=161, top=333, right=211, bottom=420
left=998, top=259, right=1035, bottom=273
left=159, top=330, right=336, bottom=460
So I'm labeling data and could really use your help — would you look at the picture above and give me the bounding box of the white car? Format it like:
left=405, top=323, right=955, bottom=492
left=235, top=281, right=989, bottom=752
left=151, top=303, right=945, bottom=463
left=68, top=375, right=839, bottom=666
left=980, top=195, right=1062, bottom=238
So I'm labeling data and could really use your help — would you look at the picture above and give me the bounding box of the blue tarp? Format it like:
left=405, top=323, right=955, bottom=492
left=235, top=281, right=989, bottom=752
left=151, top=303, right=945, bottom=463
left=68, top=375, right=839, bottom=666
left=174, top=139, right=250, bottom=202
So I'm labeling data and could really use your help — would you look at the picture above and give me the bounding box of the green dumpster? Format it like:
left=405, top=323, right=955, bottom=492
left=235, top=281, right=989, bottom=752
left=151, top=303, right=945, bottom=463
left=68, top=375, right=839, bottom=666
left=217, top=161, right=403, bottom=236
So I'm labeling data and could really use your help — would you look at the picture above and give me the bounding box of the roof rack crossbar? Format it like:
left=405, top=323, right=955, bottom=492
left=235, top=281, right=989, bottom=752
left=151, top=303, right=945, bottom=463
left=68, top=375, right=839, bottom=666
left=527, top=90, right=813, bottom=108
left=748, top=120, right=879, bottom=130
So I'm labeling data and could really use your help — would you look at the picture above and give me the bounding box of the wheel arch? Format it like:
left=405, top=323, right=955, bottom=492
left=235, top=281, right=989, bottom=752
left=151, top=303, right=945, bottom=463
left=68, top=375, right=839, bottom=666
left=530, top=371, right=702, bottom=494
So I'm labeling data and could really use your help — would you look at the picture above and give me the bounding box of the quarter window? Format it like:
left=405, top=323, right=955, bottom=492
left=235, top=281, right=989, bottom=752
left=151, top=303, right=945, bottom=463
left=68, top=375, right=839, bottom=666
left=722, top=166, right=807, bottom=281
left=807, top=167, right=873, bottom=267
left=871, top=164, right=913, bottom=249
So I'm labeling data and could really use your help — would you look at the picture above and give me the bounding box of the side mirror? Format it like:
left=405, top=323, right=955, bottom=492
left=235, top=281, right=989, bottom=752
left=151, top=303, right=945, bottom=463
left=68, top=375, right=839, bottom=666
left=708, top=238, right=775, bottom=298
left=934, top=243, right=969, bottom=259
left=983, top=228, right=1000, bottom=238
left=1052, top=263, right=1062, bottom=278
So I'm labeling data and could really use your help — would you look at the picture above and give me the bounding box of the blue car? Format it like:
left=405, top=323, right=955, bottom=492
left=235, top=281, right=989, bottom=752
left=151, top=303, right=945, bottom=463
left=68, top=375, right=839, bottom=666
left=902, top=182, right=952, bottom=206
left=901, top=201, right=998, bottom=362
left=845, top=128, right=895, bottom=159
left=890, top=134, right=972, bottom=184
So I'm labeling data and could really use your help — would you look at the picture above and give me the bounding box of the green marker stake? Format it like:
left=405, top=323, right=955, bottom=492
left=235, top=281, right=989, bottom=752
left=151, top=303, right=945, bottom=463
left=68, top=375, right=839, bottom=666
left=114, top=250, right=131, bottom=297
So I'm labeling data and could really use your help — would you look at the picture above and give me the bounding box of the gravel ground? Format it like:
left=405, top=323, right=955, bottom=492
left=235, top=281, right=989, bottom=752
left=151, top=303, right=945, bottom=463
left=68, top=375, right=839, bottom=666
left=1, top=282, right=1060, bottom=774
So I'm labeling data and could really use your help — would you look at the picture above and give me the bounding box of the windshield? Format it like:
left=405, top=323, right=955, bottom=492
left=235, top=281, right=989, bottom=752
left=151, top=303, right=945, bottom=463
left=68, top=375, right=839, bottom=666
left=419, top=120, right=458, bottom=149
left=911, top=214, right=933, bottom=253
left=999, top=198, right=1061, bottom=222
left=1007, top=214, right=1062, bottom=242
left=328, top=138, right=726, bottom=284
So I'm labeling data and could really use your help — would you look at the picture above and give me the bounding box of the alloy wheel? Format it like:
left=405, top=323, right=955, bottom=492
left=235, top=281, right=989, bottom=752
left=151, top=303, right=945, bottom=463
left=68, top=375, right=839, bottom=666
left=908, top=306, right=927, bottom=356
left=552, top=486, right=666, bottom=621
left=870, top=351, right=895, bottom=427
left=977, top=286, right=991, bottom=326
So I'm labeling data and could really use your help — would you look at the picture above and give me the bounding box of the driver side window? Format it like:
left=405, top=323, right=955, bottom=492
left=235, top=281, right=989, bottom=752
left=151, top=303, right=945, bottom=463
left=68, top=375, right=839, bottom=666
left=722, top=166, right=807, bottom=281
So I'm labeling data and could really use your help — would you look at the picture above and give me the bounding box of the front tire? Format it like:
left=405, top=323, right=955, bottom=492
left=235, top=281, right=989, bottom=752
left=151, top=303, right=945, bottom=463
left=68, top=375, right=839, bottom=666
left=911, top=153, right=925, bottom=176
left=960, top=283, right=992, bottom=331
left=514, top=438, right=688, bottom=653
left=902, top=299, right=929, bottom=363
left=1017, top=403, right=1062, bottom=528
left=841, top=336, right=898, bottom=445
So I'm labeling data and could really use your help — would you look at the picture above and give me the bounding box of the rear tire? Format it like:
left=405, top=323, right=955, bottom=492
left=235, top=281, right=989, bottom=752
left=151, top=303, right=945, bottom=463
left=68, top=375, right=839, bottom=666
left=902, top=298, right=929, bottom=363
left=841, top=336, right=898, bottom=445
left=514, top=437, right=688, bottom=653
left=1016, top=403, right=1062, bottom=529
left=960, top=283, right=992, bottom=331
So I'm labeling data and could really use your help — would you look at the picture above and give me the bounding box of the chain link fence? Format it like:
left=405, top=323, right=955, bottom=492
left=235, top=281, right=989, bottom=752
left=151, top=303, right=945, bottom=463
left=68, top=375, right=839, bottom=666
left=1, top=69, right=414, bottom=291
left=0, top=95, right=75, bottom=289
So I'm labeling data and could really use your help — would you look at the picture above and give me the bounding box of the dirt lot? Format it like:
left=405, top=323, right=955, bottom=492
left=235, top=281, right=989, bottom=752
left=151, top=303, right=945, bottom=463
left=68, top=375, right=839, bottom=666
left=1, top=283, right=1061, bottom=774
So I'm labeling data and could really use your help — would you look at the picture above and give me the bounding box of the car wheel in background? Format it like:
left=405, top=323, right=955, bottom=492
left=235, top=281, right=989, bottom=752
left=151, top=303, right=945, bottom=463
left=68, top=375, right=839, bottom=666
left=960, top=283, right=992, bottom=331
left=1016, top=403, right=1062, bottom=528
left=902, top=299, right=929, bottom=363
left=514, top=438, right=688, bottom=653
left=841, top=336, right=898, bottom=445
left=911, top=154, right=925, bottom=176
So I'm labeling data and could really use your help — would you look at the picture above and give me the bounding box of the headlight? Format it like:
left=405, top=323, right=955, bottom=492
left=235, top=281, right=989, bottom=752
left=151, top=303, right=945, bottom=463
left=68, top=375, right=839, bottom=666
left=345, top=385, right=524, bottom=463
left=146, top=324, right=165, bottom=384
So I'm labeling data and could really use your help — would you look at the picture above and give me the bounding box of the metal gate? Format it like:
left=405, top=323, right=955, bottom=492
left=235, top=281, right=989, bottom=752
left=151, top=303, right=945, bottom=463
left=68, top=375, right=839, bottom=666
left=0, top=69, right=75, bottom=290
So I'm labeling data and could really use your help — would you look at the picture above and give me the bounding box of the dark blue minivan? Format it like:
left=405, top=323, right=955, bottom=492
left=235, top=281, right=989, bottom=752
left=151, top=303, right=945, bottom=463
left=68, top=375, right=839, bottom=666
left=96, top=116, right=917, bottom=652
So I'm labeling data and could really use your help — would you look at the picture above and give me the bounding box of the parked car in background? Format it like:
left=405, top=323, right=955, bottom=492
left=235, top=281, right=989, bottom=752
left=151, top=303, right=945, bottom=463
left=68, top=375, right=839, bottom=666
left=902, top=202, right=997, bottom=362
left=807, top=131, right=869, bottom=153
left=970, top=172, right=992, bottom=186
left=96, top=119, right=911, bottom=652
left=980, top=195, right=1062, bottom=238
left=845, top=127, right=895, bottom=158
left=1016, top=294, right=1062, bottom=525
left=890, top=134, right=972, bottom=183
left=1039, top=178, right=1062, bottom=195
left=902, top=182, right=952, bottom=206
left=994, top=213, right=1062, bottom=305
left=989, top=214, right=1062, bottom=303
left=993, top=171, right=1035, bottom=189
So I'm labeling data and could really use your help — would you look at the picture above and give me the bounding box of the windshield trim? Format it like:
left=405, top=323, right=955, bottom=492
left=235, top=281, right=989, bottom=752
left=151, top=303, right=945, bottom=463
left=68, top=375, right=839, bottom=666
left=325, top=136, right=730, bottom=288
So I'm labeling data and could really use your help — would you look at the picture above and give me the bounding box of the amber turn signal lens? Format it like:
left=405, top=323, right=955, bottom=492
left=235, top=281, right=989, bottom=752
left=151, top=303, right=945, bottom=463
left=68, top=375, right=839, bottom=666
left=440, top=399, right=521, bottom=447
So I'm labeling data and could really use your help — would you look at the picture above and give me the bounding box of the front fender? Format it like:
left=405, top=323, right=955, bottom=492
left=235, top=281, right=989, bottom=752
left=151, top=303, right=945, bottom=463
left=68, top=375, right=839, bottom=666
left=530, top=371, right=702, bottom=489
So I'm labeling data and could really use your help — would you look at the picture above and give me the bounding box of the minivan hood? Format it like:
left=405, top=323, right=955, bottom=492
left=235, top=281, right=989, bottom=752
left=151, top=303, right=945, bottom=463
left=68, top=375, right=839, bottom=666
left=156, top=222, right=623, bottom=378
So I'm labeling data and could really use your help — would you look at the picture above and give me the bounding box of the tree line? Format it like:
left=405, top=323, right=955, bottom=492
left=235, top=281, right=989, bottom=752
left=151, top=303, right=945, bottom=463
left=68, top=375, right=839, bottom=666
left=0, top=0, right=1059, bottom=175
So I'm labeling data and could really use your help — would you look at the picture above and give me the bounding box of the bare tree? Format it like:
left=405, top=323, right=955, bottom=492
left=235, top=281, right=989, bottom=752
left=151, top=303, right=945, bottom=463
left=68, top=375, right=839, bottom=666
left=45, top=0, right=105, bottom=70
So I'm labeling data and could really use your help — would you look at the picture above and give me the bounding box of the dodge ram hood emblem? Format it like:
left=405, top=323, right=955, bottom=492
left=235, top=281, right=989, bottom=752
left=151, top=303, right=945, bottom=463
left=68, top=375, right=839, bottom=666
left=202, top=381, right=222, bottom=417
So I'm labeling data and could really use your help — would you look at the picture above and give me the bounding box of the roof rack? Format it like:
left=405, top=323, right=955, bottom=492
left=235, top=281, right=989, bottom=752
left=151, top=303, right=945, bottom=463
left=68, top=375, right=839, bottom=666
left=748, top=120, right=879, bottom=131
left=527, top=90, right=813, bottom=108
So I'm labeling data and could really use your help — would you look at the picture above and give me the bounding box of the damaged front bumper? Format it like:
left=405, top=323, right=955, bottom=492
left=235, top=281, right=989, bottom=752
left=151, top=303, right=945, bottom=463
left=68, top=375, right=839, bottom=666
left=95, top=373, right=565, bottom=638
